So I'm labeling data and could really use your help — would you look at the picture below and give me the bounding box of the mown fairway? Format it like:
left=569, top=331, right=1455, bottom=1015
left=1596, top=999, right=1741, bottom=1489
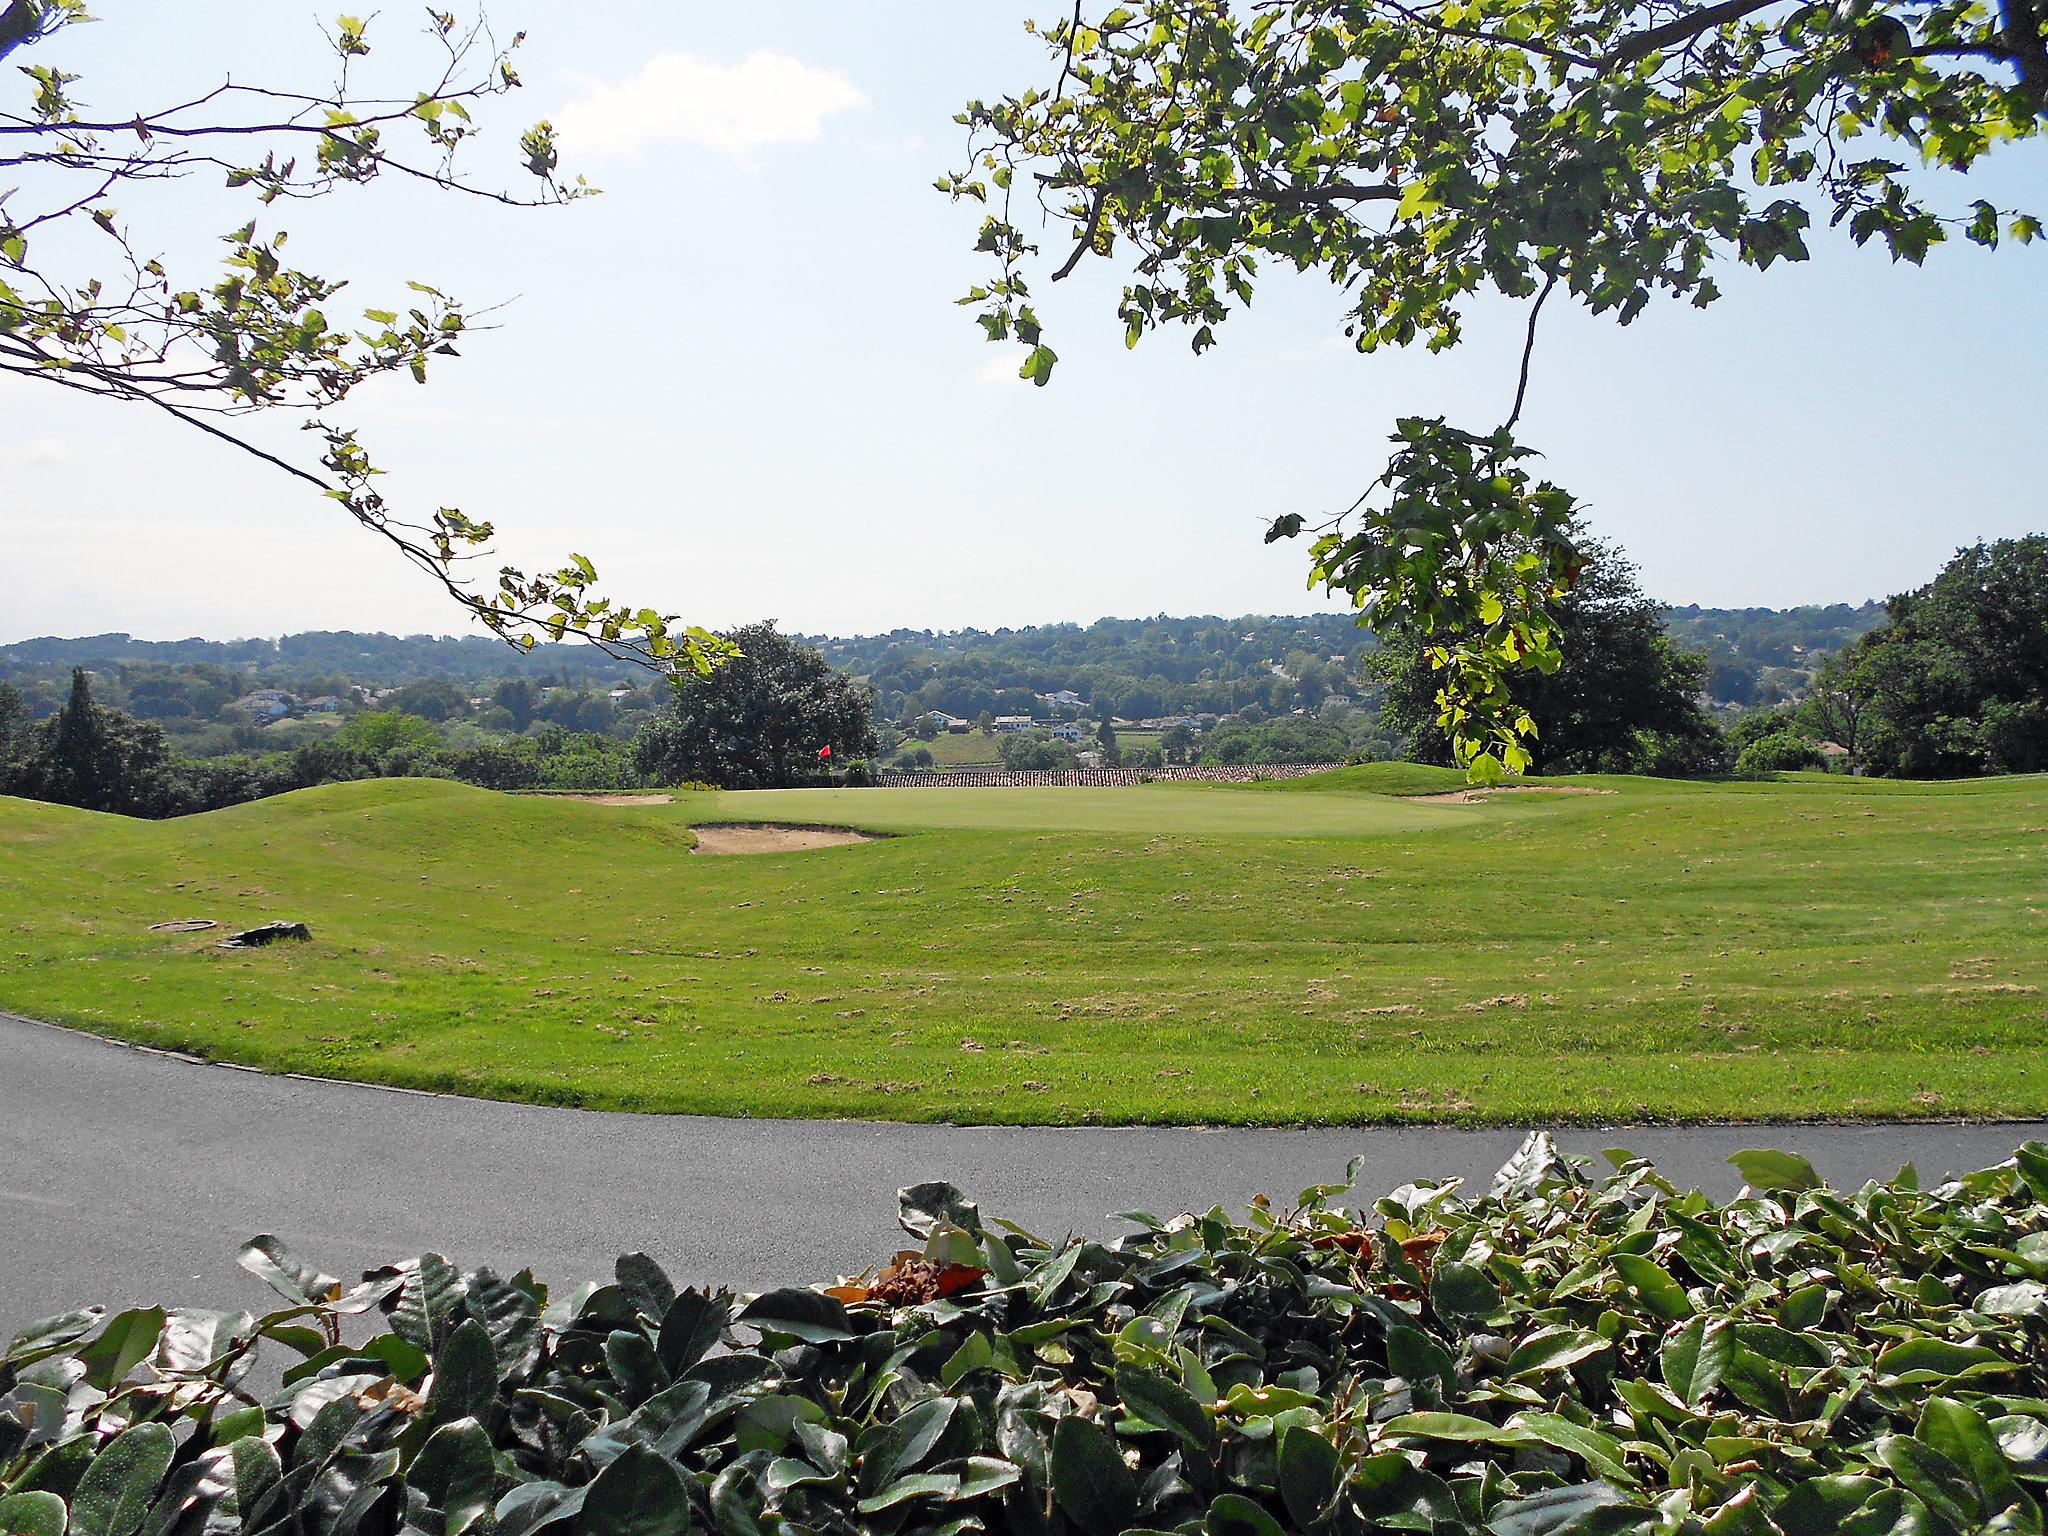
left=1, top=766, right=2043, bottom=1125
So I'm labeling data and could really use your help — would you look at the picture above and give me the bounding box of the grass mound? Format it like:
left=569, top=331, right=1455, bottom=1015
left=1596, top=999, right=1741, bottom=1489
left=8, top=1139, right=2048, bottom=1535
left=1, top=772, right=2043, bottom=1124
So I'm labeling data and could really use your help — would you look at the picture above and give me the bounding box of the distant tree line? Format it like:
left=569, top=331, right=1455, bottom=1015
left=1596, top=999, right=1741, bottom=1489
left=0, top=672, right=652, bottom=818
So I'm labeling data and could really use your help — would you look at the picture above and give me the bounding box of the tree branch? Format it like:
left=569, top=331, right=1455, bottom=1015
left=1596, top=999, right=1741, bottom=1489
left=0, top=0, right=44, bottom=63
left=1609, top=0, right=1783, bottom=66
left=1503, top=272, right=1558, bottom=433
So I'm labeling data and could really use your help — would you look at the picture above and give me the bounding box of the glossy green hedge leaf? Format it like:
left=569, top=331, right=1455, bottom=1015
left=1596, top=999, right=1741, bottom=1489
left=1662, top=1316, right=1733, bottom=1406
left=860, top=1397, right=959, bottom=1493
left=5, top=1306, right=105, bottom=1364
left=239, top=1234, right=343, bottom=1305
left=1916, top=1397, right=2022, bottom=1517
left=1876, top=1339, right=2017, bottom=1385
left=613, top=1252, right=676, bottom=1320
left=1508, top=1413, right=1637, bottom=1487
left=1877, top=1435, right=1981, bottom=1531
left=429, top=1316, right=499, bottom=1426
left=75, top=1307, right=164, bottom=1390
left=495, top=1480, right=589, bottom=1536
left=575, top=1443, right=691, bottom=1536
left=411, top=1418, right=496, bottom=1536
left=737, top=1287, right=855, bottom=1344
left=856, top=1472, right=960, bottom=1513
left=69, top=1422, right=174, bottom=1536
left=1116, top=1362, right=1216, bottom=1455
left=1612, top=1254, right=1693, bottom=1320
left=0, top=1492, right=67, bottom=1536
left=1050, top=1416, right=1137, bottom=1535
left=1485, top=1480, right=1632, bottom=1535
left=1505, top=1325, right=1609, bottom=1379
left=900, top=1181, right=983, bottom=1237
left=1430, top=1260, right=1501, bottom=1323
left=1275, top=1426, right=1340, bottom=1527
left=1382, top=1411, right=1525, bottom=1445
left=1729, top=1149, right=1823, bottom=1193
left=657, top=1288, right=726, bottom=1375
left=1205, top=1491, right=1286, bottom=1536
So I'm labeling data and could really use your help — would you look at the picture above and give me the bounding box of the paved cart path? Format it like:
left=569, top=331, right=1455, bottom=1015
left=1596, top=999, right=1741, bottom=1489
left=4, top=1010, right=2041, bottom=1335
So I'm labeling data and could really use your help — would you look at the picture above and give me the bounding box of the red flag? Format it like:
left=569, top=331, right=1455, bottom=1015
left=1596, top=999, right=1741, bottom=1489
left=818, top=745, right=832, bottom=759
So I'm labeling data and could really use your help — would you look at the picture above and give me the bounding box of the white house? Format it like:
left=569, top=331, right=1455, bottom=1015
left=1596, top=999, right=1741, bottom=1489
left=1037, top=688, right=1085, bottom=710
left=235, top=689, right=296, bottom=721
left=1046, top=720, right=1086, bottom=742
left=994, top=715, right=1034, bottom=733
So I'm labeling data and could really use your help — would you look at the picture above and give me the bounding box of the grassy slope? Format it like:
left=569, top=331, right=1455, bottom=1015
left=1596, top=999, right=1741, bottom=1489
left=0, top=772, right=2042, bottom=1125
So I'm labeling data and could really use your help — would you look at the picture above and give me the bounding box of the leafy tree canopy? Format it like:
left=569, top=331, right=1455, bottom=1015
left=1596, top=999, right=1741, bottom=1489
left=633, top=623, right=881, bottom=790
left=1849, top=534, right=2048, bottom=776
left=949, top=0, right=2043, bottom=776
left=0, top=4, right=727, bottom=675
left=1369, top=534, right=1719, bottom=772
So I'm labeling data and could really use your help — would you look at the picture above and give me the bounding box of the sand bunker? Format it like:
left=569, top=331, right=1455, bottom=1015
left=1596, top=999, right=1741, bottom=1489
left=540, top=793, right=675, bottom=806
left=1412, top=785, right=1614, bottom=805
left=689, top=823, right=881, bottom=855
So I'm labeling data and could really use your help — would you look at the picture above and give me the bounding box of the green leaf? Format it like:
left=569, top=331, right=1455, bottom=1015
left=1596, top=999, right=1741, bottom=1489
left=1613, top=1253, right=1693, bottom=1320
left=0, top=1493, right=67, bottom=1536
left=1509, top=1412, right=1637, bottom=1487
left=412, top=1419, right=497, bottom=1536
left=1486, top=1481, right=1632, bottom=1535
left=860, top=1398, right=959, bottom=1493
left=658, top=1289, right=727, bottom=1375
left=1116, top=1362, right=1216, bottom=1455
left=1050, top=1417, right=1137, bottom=1535
left=429, top=1317, right=499, bottom=1425
left=1917, top=1397, right=2021, bottom=1516
left=1505, top=1326, right=1609, bottom=1379
left=1876, top=1338, right=2016, bottom=1384
left=1276, top=1426, right=1340, bottom=1527
left=575, top=1444, right=691, bottom=1536
left=1429, top=1260, right=1501, bottom=1322
left=1662, top=1316, right=1733, bottom=1405
left=1018, top=344, right=1059, bottom=387
left=900, top=1181, right=983, bottom=1237
left=75, top=1307, right=165, bottom=1390
left=1206, top=1492, right=1286, bottom=1536
left=737, top=1287, right=855, bottom=1344
left=70, top=1422, right=175, bottom=1536
left=1381, top=1411, right=1523, bottom=1444
left=1729, top=1149, right=1822, bottom=1192
left=1877, top=1435, right=1981, bottom=1531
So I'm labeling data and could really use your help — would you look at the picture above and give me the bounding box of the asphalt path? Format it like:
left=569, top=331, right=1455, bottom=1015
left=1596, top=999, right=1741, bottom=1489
left=5, top=1010, right=2043, bottom=1339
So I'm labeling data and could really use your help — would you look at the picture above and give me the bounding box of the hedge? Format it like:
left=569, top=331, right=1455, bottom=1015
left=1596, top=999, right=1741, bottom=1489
left=4, top=1135, right=2047, bottom=1536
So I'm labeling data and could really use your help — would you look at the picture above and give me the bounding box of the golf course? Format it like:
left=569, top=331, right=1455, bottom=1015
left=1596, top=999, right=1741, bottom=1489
left=2, top=764, right=2041, bottom=1126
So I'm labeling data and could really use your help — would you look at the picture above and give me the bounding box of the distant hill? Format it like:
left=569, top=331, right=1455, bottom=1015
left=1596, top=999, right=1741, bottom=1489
left=1662, top=602, right=1887, bottom=707
left=1, top=600, right=1889, bottom=723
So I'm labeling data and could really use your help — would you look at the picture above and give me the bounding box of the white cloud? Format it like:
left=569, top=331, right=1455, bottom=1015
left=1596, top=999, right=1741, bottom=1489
left=0, top=437, right=69, bottom=468
left=556, top=50, right=867, bottom=159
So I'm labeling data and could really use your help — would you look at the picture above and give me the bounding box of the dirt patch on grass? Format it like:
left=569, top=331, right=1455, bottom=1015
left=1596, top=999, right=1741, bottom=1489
left=539, top=793, right=675, bottom=806
left=690, top=823, right=883, bottom=856
left=1412, top=785, right=1614, bottom=805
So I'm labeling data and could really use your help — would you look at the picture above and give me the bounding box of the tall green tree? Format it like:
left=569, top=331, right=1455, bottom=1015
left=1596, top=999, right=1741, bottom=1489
left=632, top=624, right=879, bottom=790
left=1369, top=536, right=1718, bottom=773
left=1, top=5, right=724, bottom=675
left=1852, top=535, right=2048, bottom=776
left=27, top=668, right=181, bottom=815
left=950, top=1, right=2043, bottom=776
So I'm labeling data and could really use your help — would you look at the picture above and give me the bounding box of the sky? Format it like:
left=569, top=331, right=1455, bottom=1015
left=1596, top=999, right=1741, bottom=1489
left=4, top=2, right=2045, bottom=645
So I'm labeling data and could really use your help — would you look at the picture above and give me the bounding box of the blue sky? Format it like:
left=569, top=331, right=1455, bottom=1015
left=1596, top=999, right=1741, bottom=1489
left=5, top=2, right=2044, bottom=643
